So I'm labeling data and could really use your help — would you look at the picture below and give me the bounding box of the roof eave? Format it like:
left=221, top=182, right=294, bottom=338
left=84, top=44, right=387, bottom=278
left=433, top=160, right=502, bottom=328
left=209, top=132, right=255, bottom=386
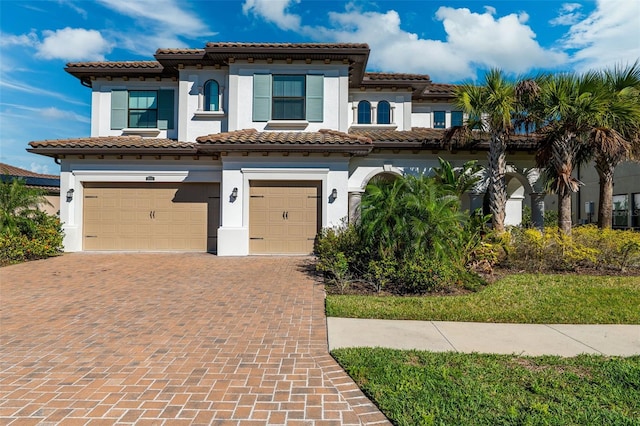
left=27, top=147, right=197, bottom=158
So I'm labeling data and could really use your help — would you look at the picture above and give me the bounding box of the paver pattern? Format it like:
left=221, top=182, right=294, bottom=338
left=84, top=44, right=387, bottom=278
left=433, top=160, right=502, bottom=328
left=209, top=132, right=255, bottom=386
left=1, top=254, right=389, bottom=425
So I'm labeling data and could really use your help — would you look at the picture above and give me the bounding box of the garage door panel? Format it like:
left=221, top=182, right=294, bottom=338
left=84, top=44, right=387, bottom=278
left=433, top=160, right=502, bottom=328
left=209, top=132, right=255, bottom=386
left=83, top=183, right=219, bottom=252
left=249, top=181, right=320, bottom=254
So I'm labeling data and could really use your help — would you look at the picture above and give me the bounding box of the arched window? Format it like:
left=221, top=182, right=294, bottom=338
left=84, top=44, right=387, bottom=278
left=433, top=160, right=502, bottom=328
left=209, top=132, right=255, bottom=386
left=357, top=100, right=371, bottom=124
left=377, top=100, right=391, bottom=124
left=204, top=80, right=219, bottom=111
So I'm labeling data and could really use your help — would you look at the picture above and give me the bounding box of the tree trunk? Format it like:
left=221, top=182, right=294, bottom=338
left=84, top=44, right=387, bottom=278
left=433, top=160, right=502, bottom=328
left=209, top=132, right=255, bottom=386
left=488, top=133, right=507, bottom=233
left=558, top=187, right=573, bottom=236
left=551, top=133, right=579, bottom=236
left=596, top=169, right=615, bottom=229
left=595, top=154, right=617, bottom=229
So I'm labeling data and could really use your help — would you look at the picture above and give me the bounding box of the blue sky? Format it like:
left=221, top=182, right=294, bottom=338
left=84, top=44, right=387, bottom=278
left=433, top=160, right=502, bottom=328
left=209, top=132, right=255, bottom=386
left=1, top=0, right=639, bottom=175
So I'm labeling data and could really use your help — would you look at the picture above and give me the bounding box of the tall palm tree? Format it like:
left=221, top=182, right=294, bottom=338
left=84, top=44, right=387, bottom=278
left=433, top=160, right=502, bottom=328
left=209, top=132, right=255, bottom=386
left=516, top=72, right=602, bottom=235
left=452, top=69, right=517, bottom=233
left=588, top=63, right=640, bottom=228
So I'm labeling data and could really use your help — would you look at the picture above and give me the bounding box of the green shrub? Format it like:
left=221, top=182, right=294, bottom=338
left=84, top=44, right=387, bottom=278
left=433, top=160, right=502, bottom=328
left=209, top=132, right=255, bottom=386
left=365, top=253, right=397, bottom=293
left=396, top=252, right=458, bottom=294
left=315, top=174, right=492, bottom=295
left=0, top=213, right=63, bottom=265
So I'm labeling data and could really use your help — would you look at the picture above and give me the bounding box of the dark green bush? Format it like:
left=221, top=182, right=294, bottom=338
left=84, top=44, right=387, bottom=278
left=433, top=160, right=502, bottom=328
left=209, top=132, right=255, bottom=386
left=315, top=170, right=489, bottom=294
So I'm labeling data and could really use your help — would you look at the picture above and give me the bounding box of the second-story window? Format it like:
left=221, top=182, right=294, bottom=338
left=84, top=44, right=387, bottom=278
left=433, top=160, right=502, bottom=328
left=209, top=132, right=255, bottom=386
left=204, top=80, right=219, bottom=111
left=253, top=74, right=323, bottom=122
left=128, top=91, right=158, bottom=128
left=111, top=89, right=174, bottom=130
left=377, top=101, right=391, bottom=124
left=358, top=101, right=371, bottom=124
left=434, top=111, right=446, bottom=129
left=451, top=111, right=463, bottom=127
left=272, top=75, right=305, bottom=120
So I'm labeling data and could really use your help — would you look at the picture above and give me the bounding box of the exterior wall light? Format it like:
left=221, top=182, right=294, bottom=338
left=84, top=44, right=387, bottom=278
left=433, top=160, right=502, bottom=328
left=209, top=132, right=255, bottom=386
left=231, top=187, right=238, bottom=198
left=66, top=188, right=74, bottom=202
left=331, top=188, right=338, bottom=199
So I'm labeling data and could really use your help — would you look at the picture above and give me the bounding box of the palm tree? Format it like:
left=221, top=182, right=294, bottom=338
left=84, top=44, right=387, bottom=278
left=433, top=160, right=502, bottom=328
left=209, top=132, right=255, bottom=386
left=452, top=69, right=517, bottom=233
left=432, top=157, right=484, bottom=198
left=588, top=63, right=640, bottom=228
left=516, top=72, right=602, bottom=235
left=0, top=177, right=49, bottom=234
left=359, top=174, right=465, bottom=260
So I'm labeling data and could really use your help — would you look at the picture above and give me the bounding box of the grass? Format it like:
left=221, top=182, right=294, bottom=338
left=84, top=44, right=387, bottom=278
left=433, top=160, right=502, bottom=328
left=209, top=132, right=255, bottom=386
left=326, top=274, right=640, bottom=324
left=332, top=348, right=640, bottom=426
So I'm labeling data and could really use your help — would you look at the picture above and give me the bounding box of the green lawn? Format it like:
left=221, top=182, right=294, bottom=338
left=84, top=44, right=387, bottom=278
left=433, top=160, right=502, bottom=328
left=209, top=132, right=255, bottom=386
left=333, top=348, right=640, bottom=426
left=326, top=274, right=640, bottom=324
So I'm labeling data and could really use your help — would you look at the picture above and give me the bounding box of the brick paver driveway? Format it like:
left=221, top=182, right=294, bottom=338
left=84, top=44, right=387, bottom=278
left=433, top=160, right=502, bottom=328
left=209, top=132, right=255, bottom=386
left=1, top=254, right=389, bottom=425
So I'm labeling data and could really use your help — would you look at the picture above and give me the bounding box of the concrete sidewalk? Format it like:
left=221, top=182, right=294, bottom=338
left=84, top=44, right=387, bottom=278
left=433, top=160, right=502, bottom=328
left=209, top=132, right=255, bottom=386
left=327, top=318, right=640, bottom=356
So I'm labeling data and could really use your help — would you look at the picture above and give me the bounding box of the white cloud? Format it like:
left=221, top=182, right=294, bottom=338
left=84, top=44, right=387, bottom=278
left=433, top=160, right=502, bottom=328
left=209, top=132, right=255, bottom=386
left=308, top=6, right=566, bottom=81
left=30, top=162, right=51, bottom=175
left=1, top=103, right=90, bottom=124
left=243, top=0, right=302, bottom=31
left=96, top=0, right=215, bottom=53
left=550, top=3, right=584, bottom=26
left=563, top=0, right=640, bottom=72
left=36, top=27, right=112, bottom=61
left=434, top=7, right=567, bottom=77
left=0, top=79, right=87, bottom=106
left=58, top=0, right=88, bottom=18
left=0, top=31, right=38, bottom=47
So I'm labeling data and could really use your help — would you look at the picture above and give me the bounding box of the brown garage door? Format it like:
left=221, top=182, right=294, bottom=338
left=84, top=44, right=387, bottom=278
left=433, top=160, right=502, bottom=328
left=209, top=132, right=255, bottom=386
left=83, top=183, right=219, bottom=252
left=249, top=181, right=321, bottom=254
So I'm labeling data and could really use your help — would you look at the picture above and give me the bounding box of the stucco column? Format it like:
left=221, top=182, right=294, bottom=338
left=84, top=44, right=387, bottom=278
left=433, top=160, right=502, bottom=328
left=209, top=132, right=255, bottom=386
left=197, top=86, right=204, bottom=111
left=468, top=192, right=485, bottom=214
left=530, top=192, right=546, bottom=230
left=348, top=192, right=362, bottom=224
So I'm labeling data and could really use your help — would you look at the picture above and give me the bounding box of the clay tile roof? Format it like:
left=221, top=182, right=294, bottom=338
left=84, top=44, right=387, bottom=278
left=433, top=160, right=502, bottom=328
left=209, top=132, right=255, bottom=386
left=29, top=136, right=196, bottom=151
left=364, top=72, right=432, bottom=81
left=0, top=163, right=58, bottom=179
left=352, top=128, right=446, bottom=142
left=422, top=83, right=457, bottom=96
left=0, top=163, right=60, bottom=191
left=66, top=61, right=162, bottom=69
left=351, top=128, right=539, bottom=150
left=155, top=48, right=205, bottom=55
left=197, top=129, right=372, bottom=145
left=205, top=42, right=369, bottom=49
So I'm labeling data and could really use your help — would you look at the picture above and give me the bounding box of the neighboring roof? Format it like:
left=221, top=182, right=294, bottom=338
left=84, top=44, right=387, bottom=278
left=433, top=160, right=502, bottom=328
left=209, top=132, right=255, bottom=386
left=28, top=136, right=197, bottom=157
left=420, top=83, right=457, bottom=99
left=196, top=129, right=373, bottom=155
left=364, top=73, right=432, bottom=81
left=0, top=163, right=60, bottom=192
left=360, top=73, right=435, bottom=98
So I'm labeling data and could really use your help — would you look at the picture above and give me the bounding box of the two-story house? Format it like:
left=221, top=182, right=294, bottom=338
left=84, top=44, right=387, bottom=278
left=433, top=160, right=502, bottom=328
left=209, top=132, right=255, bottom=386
left=28, top=42, right=543, bottom=255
